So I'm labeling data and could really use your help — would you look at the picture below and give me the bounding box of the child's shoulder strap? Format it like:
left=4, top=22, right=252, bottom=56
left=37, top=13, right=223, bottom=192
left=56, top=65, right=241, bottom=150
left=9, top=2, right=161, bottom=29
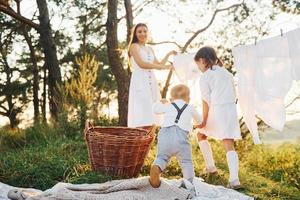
left=171, top=102, right=188, bottom=123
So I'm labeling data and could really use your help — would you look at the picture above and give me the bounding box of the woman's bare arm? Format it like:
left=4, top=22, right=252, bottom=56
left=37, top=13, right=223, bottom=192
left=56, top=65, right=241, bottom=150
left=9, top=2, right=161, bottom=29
left=129, top=44, right=171, bottom=70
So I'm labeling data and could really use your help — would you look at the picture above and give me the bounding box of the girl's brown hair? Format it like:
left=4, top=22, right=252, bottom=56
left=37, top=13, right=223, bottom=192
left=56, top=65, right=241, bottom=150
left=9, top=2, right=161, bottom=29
left=128, top=23, right=148, bottom=57
left=194, top=46, right=223, bottom=69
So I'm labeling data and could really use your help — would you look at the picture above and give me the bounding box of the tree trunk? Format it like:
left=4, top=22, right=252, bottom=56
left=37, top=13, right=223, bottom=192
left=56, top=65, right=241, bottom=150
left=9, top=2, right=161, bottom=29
left=124, top=0, right=133, bottom=76
left=124, top=0, right=133, bottom=44
left=41, top=63, right=47, bottom=123
left=36, top=0, right=62, bottom=122
left=22, top=26, right=40, bottom=124
left=4, top=54, right=18, bottom=128
left=8, top=107, right=18, bottom=128
left=106, top=0, right=130, bottom=126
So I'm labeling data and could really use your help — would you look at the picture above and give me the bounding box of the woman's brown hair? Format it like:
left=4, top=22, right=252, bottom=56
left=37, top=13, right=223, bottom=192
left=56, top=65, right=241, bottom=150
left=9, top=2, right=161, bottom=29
left=194, top=46, right=223, bottom=69
left=128, top=23, right=148, bottom=57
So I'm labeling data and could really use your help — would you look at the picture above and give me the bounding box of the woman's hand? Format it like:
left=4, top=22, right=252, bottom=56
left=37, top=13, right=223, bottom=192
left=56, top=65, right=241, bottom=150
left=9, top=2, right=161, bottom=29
left=167, top=50, right=178, bottom=56
left=158, top=64, right=172, bottom=70
left=196, top=121, right=206, bottom=129
left=160, top=98, right=169, bottom=104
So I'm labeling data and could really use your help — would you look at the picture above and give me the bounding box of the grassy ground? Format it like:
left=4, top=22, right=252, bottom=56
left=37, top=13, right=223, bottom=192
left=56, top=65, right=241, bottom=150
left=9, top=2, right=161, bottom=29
left=0, top=124, right=299, bottom=200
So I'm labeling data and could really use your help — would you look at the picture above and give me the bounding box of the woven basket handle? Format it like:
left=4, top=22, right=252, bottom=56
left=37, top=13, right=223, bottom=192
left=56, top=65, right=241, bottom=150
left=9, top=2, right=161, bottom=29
left=84, top=121, right=94, bottom=140
left=147, top=125, right=157, bottom=136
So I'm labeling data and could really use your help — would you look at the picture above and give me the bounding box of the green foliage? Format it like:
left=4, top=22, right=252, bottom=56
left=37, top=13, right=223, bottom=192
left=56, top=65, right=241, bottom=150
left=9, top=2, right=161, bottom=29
left=0, top=15, right=31, bottom=127
left=272, top=0, right=300, bottom=14
left=56, top=108, right=82, bottom=138
left=0, top=128, right=26, bottom=152
left=242, top=143, right=300, bottom=190
left=92, top=115, right=118, bottom=126
left=66, top=54, right=99, bottom=104
left=0, top=138, right=90, bottom=190
left=63, top=54, right=99, bottom=129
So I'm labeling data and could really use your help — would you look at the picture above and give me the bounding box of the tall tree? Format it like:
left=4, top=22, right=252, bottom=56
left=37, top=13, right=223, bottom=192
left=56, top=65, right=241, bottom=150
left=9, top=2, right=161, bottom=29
left=106, top=0, right=130, bottom=126
left=124, top=0, right=134, bottom=44
left=161, top=1, right=247, bottom=98
left=60, top=0, right=115, bottom=121
left=0, top=15, right=30, bottom=128
left=21, top=26, right=40, bottom=124
left=0, top=0, right=62, bottom=121
left=36, top=0, right=62, bottom=121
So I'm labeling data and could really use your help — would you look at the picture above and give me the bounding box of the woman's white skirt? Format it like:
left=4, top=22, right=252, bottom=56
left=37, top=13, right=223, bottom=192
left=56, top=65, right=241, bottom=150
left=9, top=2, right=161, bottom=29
left=127, top=71, right=162, bottom=127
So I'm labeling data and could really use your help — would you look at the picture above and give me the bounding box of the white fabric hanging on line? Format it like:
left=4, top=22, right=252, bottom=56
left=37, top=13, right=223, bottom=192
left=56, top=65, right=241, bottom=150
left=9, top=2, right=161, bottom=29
left=173, top=53, right=200, bottom=82
left=286, top=28, right=300, bottom=80
left=172, top=53, right=202, bottom=107
left=233, top=27, right=300, bottom=144
left=254, top=35, right=292, bottom=131
left=233, top=45, right=261, bottom=144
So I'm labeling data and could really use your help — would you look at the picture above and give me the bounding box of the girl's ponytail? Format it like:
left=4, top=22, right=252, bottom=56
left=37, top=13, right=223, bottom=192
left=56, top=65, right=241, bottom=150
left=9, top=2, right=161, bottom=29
left=216, top=58, right=223, bottom=67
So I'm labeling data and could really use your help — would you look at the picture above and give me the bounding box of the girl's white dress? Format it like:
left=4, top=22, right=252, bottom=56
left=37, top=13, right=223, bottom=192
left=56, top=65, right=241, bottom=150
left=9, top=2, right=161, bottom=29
left=199, top=65, right=241, bottom=140
left=127, top=45, right=161, bottom=127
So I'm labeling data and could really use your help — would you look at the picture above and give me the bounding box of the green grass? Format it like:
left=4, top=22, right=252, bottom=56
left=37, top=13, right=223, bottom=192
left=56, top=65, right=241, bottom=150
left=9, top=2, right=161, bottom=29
left=0, top=125, right=300, bottom=199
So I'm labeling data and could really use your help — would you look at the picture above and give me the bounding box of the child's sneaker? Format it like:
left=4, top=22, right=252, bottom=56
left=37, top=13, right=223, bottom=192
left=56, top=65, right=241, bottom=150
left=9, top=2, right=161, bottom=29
left=180, top=179, right=196, bottom=198
left=227, top=179, right=243, bottom=190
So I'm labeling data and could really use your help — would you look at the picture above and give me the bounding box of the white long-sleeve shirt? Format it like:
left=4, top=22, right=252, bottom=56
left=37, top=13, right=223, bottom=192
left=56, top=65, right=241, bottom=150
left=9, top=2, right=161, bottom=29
left=200, top=65, right=236, bottom=106
left=153, top=99, right=202, bottom=132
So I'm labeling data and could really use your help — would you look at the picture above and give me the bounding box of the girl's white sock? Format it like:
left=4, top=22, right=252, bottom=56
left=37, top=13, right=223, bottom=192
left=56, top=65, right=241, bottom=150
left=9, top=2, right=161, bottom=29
left=198, top=140, right=216, bottom=171
left=226, top=150, right=239, bottom=182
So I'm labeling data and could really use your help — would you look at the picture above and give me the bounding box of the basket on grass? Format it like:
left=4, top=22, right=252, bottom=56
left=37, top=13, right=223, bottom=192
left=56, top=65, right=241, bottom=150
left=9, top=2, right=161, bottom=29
left=84, top=121, right=156, bottom=178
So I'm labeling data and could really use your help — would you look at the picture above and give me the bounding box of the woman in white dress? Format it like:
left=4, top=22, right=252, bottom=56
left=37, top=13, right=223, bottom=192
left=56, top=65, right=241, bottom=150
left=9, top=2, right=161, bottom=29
left=127, top=23, right=176, bottom=128
left=194, top=46, right=242, bottom=189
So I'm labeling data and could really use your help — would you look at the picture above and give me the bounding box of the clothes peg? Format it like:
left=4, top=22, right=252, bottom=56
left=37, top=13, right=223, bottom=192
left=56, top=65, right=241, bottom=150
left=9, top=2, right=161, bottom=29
left=280, top=29, right=283, bottom=37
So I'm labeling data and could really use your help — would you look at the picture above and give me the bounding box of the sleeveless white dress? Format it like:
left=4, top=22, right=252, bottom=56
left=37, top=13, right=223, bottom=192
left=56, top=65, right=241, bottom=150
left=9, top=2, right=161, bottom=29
left=127, top=45, right=162, bottom=127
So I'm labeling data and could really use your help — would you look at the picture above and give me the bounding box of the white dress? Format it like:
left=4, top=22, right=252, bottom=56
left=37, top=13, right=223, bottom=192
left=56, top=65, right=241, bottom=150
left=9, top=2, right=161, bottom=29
left=127, top=45, right=161, bottom=127
left=199, top=65, right=241, bottom=140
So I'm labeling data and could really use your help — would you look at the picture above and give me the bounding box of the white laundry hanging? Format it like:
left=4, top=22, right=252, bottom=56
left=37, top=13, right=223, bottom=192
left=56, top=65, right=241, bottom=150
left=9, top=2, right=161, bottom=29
left=173, top=53, right=200, bottom=82
left=233, top=27, right=300, bottom=144
left=233, top=45, right=261, bottom=144
left=286, top=28, right=300, bottom=80
left=172, top=53, right=202, bottom=107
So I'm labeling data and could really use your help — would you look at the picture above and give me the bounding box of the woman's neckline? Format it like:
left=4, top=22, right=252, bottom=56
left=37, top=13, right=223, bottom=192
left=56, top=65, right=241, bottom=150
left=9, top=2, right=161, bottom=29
left=137, top=42, right=147, bottom=47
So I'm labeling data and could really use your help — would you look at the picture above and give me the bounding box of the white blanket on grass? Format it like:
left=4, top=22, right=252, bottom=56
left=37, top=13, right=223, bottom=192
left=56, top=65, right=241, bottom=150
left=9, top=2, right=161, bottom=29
left=1, top=177, right=253, bottom=200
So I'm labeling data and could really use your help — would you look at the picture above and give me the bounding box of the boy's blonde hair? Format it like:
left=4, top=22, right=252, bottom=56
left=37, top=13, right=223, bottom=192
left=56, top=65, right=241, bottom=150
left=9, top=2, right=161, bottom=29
left=170, top=84, right=190, bottom=102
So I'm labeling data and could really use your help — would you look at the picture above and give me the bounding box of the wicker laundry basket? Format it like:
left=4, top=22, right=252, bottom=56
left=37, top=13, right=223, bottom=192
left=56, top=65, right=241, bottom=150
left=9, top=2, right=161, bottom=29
left=84, top=121, right=156, bottom=178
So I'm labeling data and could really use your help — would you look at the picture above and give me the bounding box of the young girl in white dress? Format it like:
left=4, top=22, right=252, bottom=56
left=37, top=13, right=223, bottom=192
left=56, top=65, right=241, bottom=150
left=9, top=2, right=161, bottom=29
left=128, top=23, right=176, bottom=128
left=194, top=46, right=242, bottom=189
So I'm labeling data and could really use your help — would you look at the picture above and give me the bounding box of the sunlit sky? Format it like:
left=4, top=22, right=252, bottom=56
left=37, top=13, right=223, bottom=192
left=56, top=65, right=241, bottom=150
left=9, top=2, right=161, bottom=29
left=1, top=0, right=300, bottom=126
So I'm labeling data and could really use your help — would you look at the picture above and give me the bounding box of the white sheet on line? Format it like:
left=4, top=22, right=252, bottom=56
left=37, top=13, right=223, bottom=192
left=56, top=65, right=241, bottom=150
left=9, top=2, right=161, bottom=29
left=172, top=53, right=202, bottom=108
left=173, top=53, right=200, bottom=82
left=286, top=28, right=300, bottom=80
left=233, top=27, right=300, bottom=144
